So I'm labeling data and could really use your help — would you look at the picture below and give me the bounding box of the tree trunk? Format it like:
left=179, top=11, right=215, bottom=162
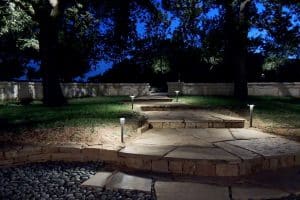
left=223, top=0, right=250, bottom=100
left=234, top=0, right=251, bottom=100
left=38, top=2, right=66, bottom=106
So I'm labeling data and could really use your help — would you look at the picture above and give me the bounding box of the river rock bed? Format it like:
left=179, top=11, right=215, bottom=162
left=0, top=162, right=153, bottom=200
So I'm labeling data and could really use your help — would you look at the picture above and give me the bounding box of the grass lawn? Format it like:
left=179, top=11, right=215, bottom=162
left=1, top=95, right=300, bottom=144
left=180, top=96, right=300, bottom=129
left=0, top=96, right=137, bottom=131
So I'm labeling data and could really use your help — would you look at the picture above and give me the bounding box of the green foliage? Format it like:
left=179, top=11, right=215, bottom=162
left=0, top=0, right=38, bottom=80
left=262, top=57, right=287, bottom=71
left=0, top=1, right=36, bottom=38
left=255, top=0, right=300, bottom=58
left=152, top=56, right=170, bottom=74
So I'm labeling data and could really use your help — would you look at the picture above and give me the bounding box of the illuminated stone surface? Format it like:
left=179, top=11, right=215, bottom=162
left=106, top=172, right=152, bottom=192
left=81, top=172, right=112, bottom=188
left=231, top=187, right=289, bottom=200
left=155, top=181, right=230, bottom=200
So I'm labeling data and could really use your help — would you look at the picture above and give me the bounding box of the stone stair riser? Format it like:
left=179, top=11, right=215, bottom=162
left=149, top=121, right=244, bottom=129
left=1, top=145, right=298, bottom=177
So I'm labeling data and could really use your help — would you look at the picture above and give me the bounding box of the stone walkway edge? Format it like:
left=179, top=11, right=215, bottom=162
left=1, top=143, right=300, bottom=177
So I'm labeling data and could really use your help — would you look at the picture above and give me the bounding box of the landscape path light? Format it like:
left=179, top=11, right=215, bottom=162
left=130, top=95, right=135, bottom=110
left=175, top=90, right=180, bottom=102
left=247, top=104, right=255, bottom=127
left=120, top=117, right=125, bottom=143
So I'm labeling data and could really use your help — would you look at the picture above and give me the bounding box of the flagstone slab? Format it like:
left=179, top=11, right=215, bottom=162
left=144, top=110, right=245, bottom=128
left=230, top=129, right=275, bottom=140
left=244, top=167, right=300, bottom=194
left=135, top=96, right=173, bottom=102
left=189, top=129, right=235, bottom=143
left=119, top=145, right=174, bottom=159
left=105, top=172, right=152, bottom=192
left=165, top=147, right=240, bottom=162
left=231, top=186, right=290, bottom=200
left=81, top=172, right=112, bottom=188
left=227, top=137, right=300, bottom=157
left=131, top=129, right=213, bottom=147
left=155, top=181, right=230, bottom=200
left=208, top=113, right=245, bottom=122
left=214, top=142, right=262, bottom=160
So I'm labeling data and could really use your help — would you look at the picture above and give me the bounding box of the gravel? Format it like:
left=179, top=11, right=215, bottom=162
left=0, top=162, right=154, bottom=200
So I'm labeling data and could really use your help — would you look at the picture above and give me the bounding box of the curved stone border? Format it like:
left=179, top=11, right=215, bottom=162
left=1, top=143, right=299, bottom=177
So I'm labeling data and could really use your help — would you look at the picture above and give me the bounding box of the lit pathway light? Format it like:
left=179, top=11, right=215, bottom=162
left=130, top=95, right=135, bottom=110
left=247, top=104, right=255, bottom=127
left=175, top=90, right=180, bottom=102
left=120, top=117, right=125, bottom=143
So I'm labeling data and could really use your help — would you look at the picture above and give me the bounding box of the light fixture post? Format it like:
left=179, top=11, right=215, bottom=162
left=120, top=117, right=125, bottom=143
left=248, top=104, right=255, bottom=127
left=130, top=95, right=135, bottom=110
left=175, top=90, right=180, bottom=102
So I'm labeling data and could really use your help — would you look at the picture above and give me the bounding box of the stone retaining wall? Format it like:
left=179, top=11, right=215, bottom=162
left=0, top=82, right=151, bottom=101
left=168, top=82, right=300, bottom=97
left=0, top=143, right=299, bottom=177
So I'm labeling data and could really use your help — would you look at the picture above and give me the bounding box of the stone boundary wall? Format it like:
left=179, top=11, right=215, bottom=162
left=0, top=82, right=151, bottom=101
left=168, top=82, right=300, bottom=97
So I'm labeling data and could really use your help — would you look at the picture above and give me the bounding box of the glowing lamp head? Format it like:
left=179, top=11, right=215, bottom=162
left=248, top=104, right=255, bottom=110
left=175, top=90, right=180, bottom=95
left=120, top=117, right=125, bottom=125
left=130, top=95, right=135, bottom=100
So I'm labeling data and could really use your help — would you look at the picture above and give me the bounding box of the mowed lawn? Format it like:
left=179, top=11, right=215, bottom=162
left=180, top=96, right=300, bottom=128
left=1, top=96, right=299, bottom=132
left=0, top=97, right=136, bottom=131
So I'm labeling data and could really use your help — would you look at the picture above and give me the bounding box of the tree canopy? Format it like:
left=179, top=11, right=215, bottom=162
left=0, top=0, right=299, bottom=103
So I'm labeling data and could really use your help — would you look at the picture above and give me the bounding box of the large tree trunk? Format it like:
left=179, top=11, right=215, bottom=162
left=38, top=1, right=66, bottom=106
left=223, top=0, right=250, bottom=100
left=234, top=0, right=251, bottom=99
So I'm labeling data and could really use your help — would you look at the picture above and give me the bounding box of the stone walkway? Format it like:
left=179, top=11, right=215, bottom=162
left=136, top=102, right=245, bottom=128
left=121, top=100, right=300, bottom=177
left=81, top=167, right=300, bottom=200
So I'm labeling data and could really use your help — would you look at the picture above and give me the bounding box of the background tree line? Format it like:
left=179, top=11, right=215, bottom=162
left=0, top=0, right=299, bottom=104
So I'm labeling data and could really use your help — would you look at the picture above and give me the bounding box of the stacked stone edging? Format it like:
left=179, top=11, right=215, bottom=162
left=148, top=120, right=244, bottom=129
left=1, top=143, right=299, bottom=177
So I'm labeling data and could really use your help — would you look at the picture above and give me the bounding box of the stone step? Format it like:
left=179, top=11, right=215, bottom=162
left=149, top=92, right=169, bottom=96
left=119, top=145, right=243, bottom=176
left=155, top=181, right=230, bottom=200
left=143, top=110, right=245, bottom=129
left=155, top=181, right=291, bottom=200
left=134, top=96, right=173, bottom=102
left=82, top=170, right=300, bottom=199
left=118, top=136, right=300, bottom=177
left=2, top=130, right=300, bottom=178
left=82, top=171, right=152, bottom=192
left=148, top=119, right=244, bottom=129
left=140, top=105, right=211, bottom=111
